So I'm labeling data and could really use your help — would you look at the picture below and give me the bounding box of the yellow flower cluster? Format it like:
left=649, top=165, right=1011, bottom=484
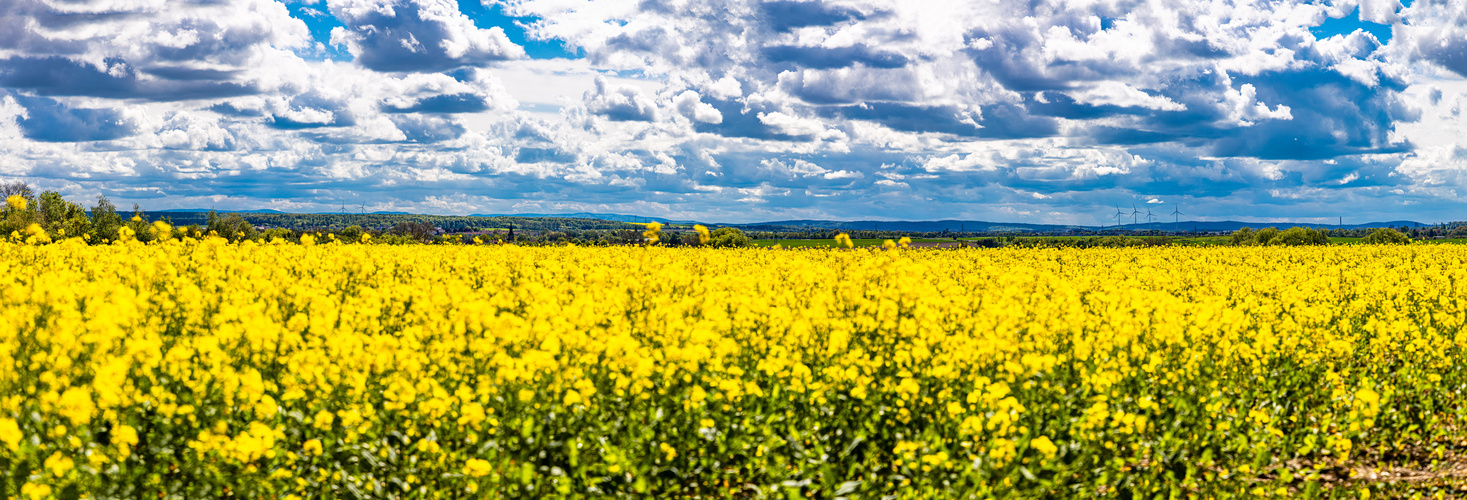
left=0, top=238, right=1459, bottom=497
left=694, top=224, right=711, bottom=245
left=834, top=232, right=854, bottom=248
left=641, top=221, right=662, bottom=245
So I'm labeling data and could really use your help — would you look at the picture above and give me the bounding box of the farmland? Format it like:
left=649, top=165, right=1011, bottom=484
left=0, top=239, right=1463, bottom=498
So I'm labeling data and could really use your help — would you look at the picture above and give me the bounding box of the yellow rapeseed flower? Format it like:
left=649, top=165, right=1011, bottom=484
left=0, top=240, right=1453, bottom=496
left=1031, top=436, right=1058, bottom=459
left=113, top=424, right=138, bottom=457
left=464, top=458, right=493, bottom=477
left=0, top=419, right=21, bottom=451
left=151, top=221, right=173, bottom=241
left=313, top=410, right=335, bottom=430
left=20, top=483, right=50, bottom=500
left=56, top=388, right=94, bottom=426
left=834, top=233, right=853, bottom=248
left=642, top=221, right=662, bottom=245
left=44, top=452, right=73, bottom=477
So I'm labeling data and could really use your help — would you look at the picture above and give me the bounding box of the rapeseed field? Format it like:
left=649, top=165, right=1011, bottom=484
left=0, top=237, right=1462, bottom=498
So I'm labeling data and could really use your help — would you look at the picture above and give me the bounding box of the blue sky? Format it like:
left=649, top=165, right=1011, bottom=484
left=1, top=0, right=1466, bottom=224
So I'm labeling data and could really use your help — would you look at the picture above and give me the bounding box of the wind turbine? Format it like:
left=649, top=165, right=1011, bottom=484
left=1170, top=204, right=1182, bottom=232
left=1130, top=204, right=1141, bottom=226
left=1145, top=208, right=1157, bottom=227
left=1112, top=206, right=1126, bottom=230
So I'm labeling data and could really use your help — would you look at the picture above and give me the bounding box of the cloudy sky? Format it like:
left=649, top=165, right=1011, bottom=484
left=2, top=0, right=1466, bottom=223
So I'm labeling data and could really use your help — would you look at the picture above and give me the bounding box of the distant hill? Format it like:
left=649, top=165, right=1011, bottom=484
left=150, top=209, right=415, bottom=215
left=1103, top=220, right=1427, bottom=232
left=735, top=219, right=1092, bottom=233
left=728, top=219, right=1428, bottom=233
left=472, top=212, right=682, bottom=224
left=152, top=208, right=286, bottom=214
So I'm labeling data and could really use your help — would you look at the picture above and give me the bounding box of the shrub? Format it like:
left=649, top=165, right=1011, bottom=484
left=90, top=196, right=125, bottom=243
left=338, top=225, right=364, bottom=243
left=1269, top=227, right=1330, bottom=246
left=1254, top=227, right=1280, bottom=245
left=260, top=228, right=294, bottom=242
left=207, top=211, right=260, bottom=242
left=1230, top=227, right=1255, bottom=246
left=1362, top=227, right=1411, bottom=245
left=1231, top=226, right=1328, bottom=246
left=706, top=227, right=753, bottom=248
left=389, top=221, right=436, bottom=243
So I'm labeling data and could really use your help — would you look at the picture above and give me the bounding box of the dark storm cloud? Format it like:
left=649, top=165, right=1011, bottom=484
left=761, top=44, right=908, bottom=69
left=381, top=93, right=492, bottom=113
left=515, top=147, right=577, bottom=164
left=11, top=93, right=137, bottom=142
left=760, top=1, right=866, bottom=32
left=0, top=56, right=255, bottom=101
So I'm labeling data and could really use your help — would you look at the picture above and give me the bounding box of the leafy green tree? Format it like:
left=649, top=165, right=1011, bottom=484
left=1270, top=227, right=1330, bottom=246
left=126, top=204, right=153, bottom=243
left=227, top=214, right=257, bottom=241
left=1229, top=227, right=1255, bottom=246
left=37, top=191, right=91, bottom=240
left=707, top=227, right=753, bottom=248
left=0, top=182, right=37, bottom=237
left=1254, top=227, right=1280, bottom=245
left=90, top=196, right=125, bottom=243
left=1362, top=227, right=1411, bottom=244
left=206, top=210, right=259, bottom=242
left=261, top=228, right=295, bottom=242
left=339, top=225, right=365, bottom=243
left=389, top=221, right=435, bottom=243
left=37, top=191, right=66, bottom=230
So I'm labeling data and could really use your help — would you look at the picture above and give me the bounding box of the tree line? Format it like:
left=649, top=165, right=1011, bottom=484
left=0, top=183, right=758, bottom=247
left=1229, top=226, right=1412, bottom=245
left=2, top=182, right=137, bottom=244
